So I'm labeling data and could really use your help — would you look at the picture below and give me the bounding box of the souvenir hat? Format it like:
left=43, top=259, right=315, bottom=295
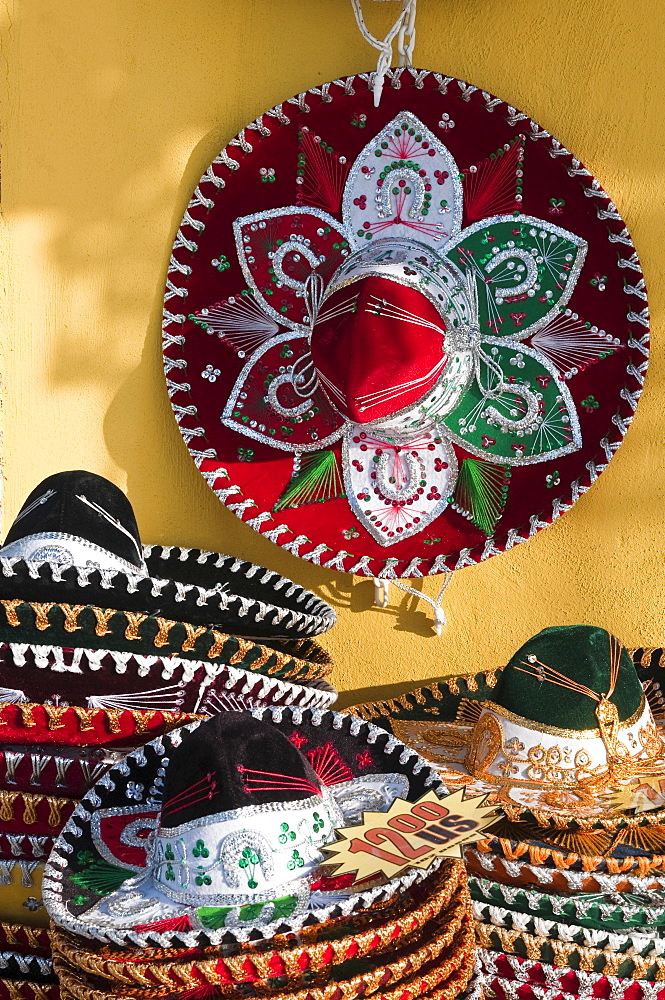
left=0, top=472, right=335, bottom=639
left=162, top=68, right=648, bottom=580
left=362, top=626, right=665, bottom=827
left=44, top=709, right=480, bottom=1000
left=43, top=706, right=456, bottom=947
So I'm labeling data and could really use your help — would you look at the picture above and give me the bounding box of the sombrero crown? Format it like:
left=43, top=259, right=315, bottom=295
left=151, top=713, right=341, bottom=906
left=466, top=625, right=665, bottom=788
left=1, top=471, right=144, bottom=574
left=310, top=239, right=475, bottom=426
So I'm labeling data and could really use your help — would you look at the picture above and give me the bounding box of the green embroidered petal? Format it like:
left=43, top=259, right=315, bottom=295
left=270, top=894, right=299, bottom=920
left=238, top=902, right=266, bottom=922
left=70, top=858, right=134, bottom=897
left=439, top=338, right=582, bottom=464
left=445, top=214, right=587, bottom=340
left=197, top=906, right=233, bottom=930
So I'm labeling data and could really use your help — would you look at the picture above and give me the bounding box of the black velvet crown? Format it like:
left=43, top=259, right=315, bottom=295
left=2, top=471, right=143, bottom=571
left=160, top=713, right=323, bottom=828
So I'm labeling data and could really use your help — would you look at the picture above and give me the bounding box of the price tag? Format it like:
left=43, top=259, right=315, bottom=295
left=323, top=787, right=496, bottom=881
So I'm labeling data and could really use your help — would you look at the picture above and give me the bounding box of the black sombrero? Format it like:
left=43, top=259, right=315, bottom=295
left=0, top=472, right=335, bottom=640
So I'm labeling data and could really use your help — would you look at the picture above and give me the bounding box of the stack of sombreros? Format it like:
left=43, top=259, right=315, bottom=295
left=0, top=471, right=338, bottom=998
left=43, top=706, right=482, bottom=1000
left=351, top=626, right=665, bottom=1000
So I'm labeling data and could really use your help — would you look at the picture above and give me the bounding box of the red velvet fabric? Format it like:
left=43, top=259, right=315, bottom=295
left=311, top=276, right=446, bottom=423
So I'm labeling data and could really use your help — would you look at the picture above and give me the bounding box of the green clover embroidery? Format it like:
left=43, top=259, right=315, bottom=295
left=278, top=822, right=296, bottom=845
left=238, top=847, right=261, bottom=889
left=165, top=844, right=174, bottom=861
left=287, top=850, right=304, bottom=871
left=195, top=873, right=212, bottom=887
left=193, top=840, right=209, bottom=859
left=312, top=812, right=325, bottom=833
left=165, top=863, right=175, bottom=882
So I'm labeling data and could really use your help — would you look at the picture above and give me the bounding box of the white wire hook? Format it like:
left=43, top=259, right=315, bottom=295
left=349, top=0, right=418, bottom=106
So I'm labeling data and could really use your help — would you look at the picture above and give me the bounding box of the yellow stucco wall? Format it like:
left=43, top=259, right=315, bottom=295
left=2, top=0, right=664, bottom=707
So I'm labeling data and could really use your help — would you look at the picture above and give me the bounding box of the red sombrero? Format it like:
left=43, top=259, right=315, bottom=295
left=162, top=69, right=648, bottom=578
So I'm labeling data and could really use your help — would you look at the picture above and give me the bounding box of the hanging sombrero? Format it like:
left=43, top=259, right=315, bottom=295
left=162, top=68, right=648, bottom=580
left=0, top=472, right=335, bottom=639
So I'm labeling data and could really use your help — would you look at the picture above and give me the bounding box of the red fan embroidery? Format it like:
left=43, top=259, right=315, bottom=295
left=295, top=127, right=350, bottom=215
left=133, top=914, right=193, bottom=934
left=307, top=743, right=353, bottom=786
left=462, top=135, right=525, bottom=224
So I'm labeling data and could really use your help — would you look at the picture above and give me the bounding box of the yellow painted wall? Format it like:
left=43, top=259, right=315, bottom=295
left=2, top=0, right=664, bottom=708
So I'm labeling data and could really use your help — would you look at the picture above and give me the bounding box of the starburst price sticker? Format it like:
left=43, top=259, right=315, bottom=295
left=608, top=774, right=665, bottom=814
left=322, top=788, right=496, bottom=881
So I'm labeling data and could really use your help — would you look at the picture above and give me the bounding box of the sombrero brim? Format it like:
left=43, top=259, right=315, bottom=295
left=0, top=637, right=336, bottom=716
left=480, top=949, right=665, bottom=998
left=0, top=600, right=333, bottom=684
left=473, top=895, right=665, bottom=966
left=469, top=871, right=665, bottom=932
left=0, top=544, right=335, bottom=639
left=390, top=715, right=665, bottom=828
left=43, top=706, right=447, bottom=947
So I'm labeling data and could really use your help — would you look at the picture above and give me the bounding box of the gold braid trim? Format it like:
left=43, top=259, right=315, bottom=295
left=206, top=629, right=228, bottom=659
left=74, top=707, right=97, bottom=731
left=229, top=637, right=260, bottom=666
left=638, top=647, right=661, bottom=667
left=4, top=984, right=56, bottom=1000
left=0, top=790, right=16, bottom=822
left=60, top=604, right=85, bottom=633
left=22, top=795, right=40, bottom=825
left=152, top=617, right=177, bottom=647
left=52, top=867, right=468, bottom=981
left=43, top=705, right=67, bottom=730
left=46, top=796, right=69, bottom=827
left=475, top=922, right=665, bottom=980
left=123, top=612, right=148, bottom=640
left=32, top=603, right=55, bottom=630
left=0, top=600, right=23, bottom=626
left=19, top=704, right=36, bottom=727
left=481, top=834, right=665, bottom=874
left=92, top=607, right=115, bottom=636
left=181, top=623, right=207, bottom=653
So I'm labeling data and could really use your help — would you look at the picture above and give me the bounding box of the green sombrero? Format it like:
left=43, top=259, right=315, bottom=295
left=354, top=626, right=665, bottom=829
